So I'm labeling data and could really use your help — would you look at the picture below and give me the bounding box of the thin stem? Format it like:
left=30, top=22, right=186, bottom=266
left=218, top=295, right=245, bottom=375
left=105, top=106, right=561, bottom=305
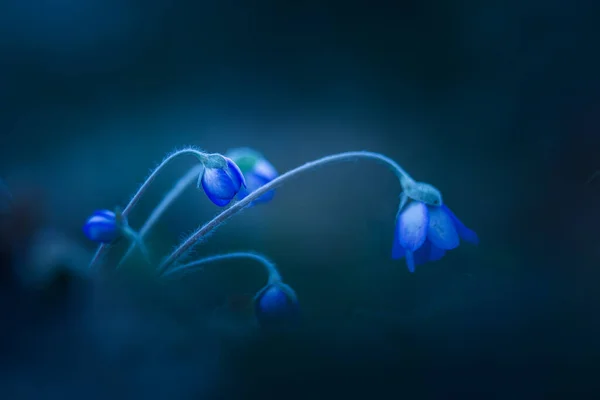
left=88, top=147, right=209, bottom=269
left=162, top=251, right=281, bottom=283
left=159, top=151, right=413, bottom=271
left=117, top=164, right=204, bottom=268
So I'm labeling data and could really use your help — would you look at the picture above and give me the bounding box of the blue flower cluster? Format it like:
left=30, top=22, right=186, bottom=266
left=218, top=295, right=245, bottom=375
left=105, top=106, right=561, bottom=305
left=83, top=148, right=478, bottom=331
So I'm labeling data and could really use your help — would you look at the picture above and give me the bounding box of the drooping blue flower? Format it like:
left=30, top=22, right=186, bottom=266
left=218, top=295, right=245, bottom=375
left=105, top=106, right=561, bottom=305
left=225, top=148, right=278, bottom=204
left=253, top=281, right=300, bottom=330
left=392, top=202, right=479, bottom=272
left=199, top=156, right=246, bottom=207
left=83, top=209, right=120, bottom=243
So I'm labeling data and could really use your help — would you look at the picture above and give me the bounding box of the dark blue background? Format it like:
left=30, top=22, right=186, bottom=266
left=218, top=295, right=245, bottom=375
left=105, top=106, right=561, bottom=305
left=0, top=0, right=599, bottom=398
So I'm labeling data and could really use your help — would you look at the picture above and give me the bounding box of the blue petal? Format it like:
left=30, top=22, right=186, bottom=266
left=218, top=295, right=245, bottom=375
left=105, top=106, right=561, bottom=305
left=414, top=241, right=432, bottom=266
left=254, top=282, right=300, bottom=329
left=237, top=173, right=275, bottom=203
left=428, top=242, right=446, bottom=261
left=226, top=150, right=277, bottom=204
left=396, top=240, right=447, bottom=271
left=245, top=158, right=278, bottom=203
left=419, top=240, right=446, bottom=263
left=394, top=201, right=430, bottom=272
left=441, top=205, right=479, bottom=245
left=201, top=168, right=238, bottom=206
left=427, top=205, right=460, bottom=250
left=258, top=285, right=288, bottom=312
left=396, top=201, right=429, bottom=251
left=253, top=158, right=278, bottom=182
left=251, top=176, right=275, bottom=203
left=83, top=210, right=119, bottom=243
left=225, top=157, right=245, bottom=189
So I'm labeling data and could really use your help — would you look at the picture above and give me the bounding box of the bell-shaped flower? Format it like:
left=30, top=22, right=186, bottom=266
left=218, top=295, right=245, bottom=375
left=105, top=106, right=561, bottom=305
left=199, top=156, right=246, bottom=207
left=253, top=281, right=300, bottom=330
left=392, top=202, right=478, bottom=272
left=225, top=148, right=278, bottom=204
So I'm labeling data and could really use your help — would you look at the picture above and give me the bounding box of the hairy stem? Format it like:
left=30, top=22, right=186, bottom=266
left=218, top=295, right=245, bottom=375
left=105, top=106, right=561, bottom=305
left=159, top=151, right=413, bottom=271
left=117, top=164, right=204, bottom=268
left=162, top=251, right=281, bottom=283
left=88, top=148, right=209, bottom=269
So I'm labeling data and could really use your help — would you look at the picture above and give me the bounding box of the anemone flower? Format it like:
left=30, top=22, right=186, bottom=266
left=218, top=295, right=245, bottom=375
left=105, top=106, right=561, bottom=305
left=393, top=201, right=478, bottom=272
left=199, top=156, right=245, bottom=207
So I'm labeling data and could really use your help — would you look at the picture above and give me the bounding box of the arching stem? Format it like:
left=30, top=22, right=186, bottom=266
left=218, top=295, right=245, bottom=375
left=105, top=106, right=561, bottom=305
left=117, top=164, right=204, bottom=269
left=89, top=148, right=210, bottom=269
left=159, top=151, right=414, bottom=272
left=162, top=251, right=281, bottom=283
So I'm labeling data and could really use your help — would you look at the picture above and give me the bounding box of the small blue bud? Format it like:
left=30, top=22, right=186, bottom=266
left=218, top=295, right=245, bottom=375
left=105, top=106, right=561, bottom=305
left=254, top=281, right=300, bottom=330
left=83, top=210, right=121, bottom=243
left=226, top=148, right=278, bottom=204
left=199, top=156, right=246, bottom=207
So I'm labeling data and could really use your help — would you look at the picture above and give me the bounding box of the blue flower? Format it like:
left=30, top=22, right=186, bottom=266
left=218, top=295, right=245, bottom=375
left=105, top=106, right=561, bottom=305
left=253, top=281, right=300, bottom=330
left=199, top=156, right=246, bottom=207
left=225, top=148, right=278, bottom=204
left=83, top=210, right=120, bottom=243
left=392, top=202, right=478, bottom=272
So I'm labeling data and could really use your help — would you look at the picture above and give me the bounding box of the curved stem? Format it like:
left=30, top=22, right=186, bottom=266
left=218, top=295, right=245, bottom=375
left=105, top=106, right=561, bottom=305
left=117, top=164, right=204, bottom=268
left=159, top=151, right=414, bottom=271
left=88, top=147, right=209, bottom=269
left=162, top=251, right=281, bottom=283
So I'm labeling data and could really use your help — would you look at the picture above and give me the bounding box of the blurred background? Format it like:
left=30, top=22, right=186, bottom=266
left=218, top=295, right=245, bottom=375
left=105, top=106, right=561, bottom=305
left=0, top=0, right=599, bottom=398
